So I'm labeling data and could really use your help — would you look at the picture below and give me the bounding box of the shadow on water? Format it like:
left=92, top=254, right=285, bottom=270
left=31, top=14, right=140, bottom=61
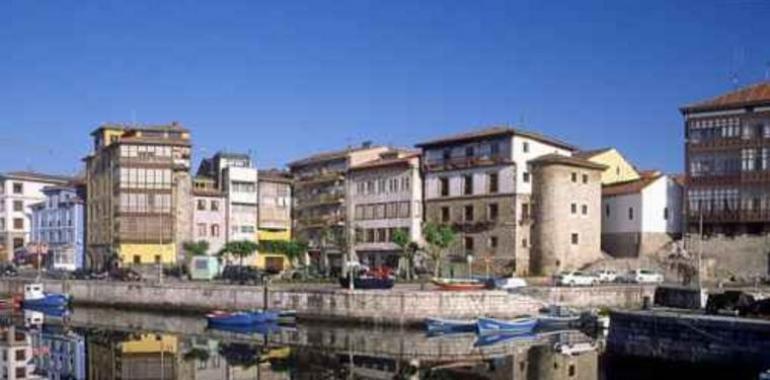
left=0, top=306, right=765, bottom=379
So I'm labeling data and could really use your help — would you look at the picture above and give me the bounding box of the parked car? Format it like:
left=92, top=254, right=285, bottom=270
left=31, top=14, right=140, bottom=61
left=494, top=276, right=528, bottom=290
left=706, top=291, right=755, bottom=315
left=219, top=265, right=265, bottom=285
left=555, top=271, right=599, bottom=286
left=110, top=267, right=142, bottom=282
left=0, top=263, right=18, bottom=277
left=164, top=265, right=190, bottom=280
left=71, top=269, right=106, bottom=280
left=594, top=269, right=617, bottom=283
left=622, top=269, right=664, bottom=284
left=739, top=298, right=770, bottom=318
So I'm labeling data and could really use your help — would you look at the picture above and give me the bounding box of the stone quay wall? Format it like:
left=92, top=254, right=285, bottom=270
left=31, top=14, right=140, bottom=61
left=519, top=285, right=656, bottom=309
left=607, top=310, right=770, bottom=369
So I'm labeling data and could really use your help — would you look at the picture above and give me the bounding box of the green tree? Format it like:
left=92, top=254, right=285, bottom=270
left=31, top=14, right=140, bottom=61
left=257, top=240, right=308, bottom=266
left=182, top=240, right=210, bottom=257
left=218, top=240, right=259, bottom=267
left=423, top=222, right=456, bottom=278
left=392, top=229, right=419, bottom=281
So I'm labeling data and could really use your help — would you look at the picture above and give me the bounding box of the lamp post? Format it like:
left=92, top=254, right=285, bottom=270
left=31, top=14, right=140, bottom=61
left=466, top=254, right=474, bottom=279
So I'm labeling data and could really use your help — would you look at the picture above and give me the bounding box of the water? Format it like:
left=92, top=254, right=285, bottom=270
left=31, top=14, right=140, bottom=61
left=1, top=306, right=762, bottom=380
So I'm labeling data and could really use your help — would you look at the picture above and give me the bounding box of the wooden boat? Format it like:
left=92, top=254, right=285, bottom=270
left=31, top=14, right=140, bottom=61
left=338, top=276, right=395, bottom=290
left=424, top=317, right=477, bottom=333
left=22, top=283, right=70, bottom=308
left=476, top=316, right=537, bottom=335
left=431, top=278, right=486, bottom=291
left=537, top=306, right=582, bottom=329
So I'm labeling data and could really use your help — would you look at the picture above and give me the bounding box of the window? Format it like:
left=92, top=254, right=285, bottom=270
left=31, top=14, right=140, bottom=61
left=464, top=205, right=474, bottom=221
left=13, top=218, right=23, bottom=230
left=571, top=172, right=577, bottom=182
left=155, top=255, right=161, bottom=264
left=464, top=175, right=473, bottom=195
left=441, top=207, right=450, bottom=222
left=464, top=236, right=474, bottom=253
left=12, top=238, right=23, bottom=249
left=489, top=236, right=498, bottom=249
left=443, top=148, right=452, bottom=161
left=15, top=348, right=25, bottom=361
left=197, top=223, right=207, bottom=237
left=582, top=174, right=588, bottom=184
left=521, top=203, right=530, bottom=220
left=15, top=367, right=25, bottom=379
left=490, top=142, right=500, bottom=156
left=366, top=229, right=375, bottom=243
left=465, top=146, right=474, bottom=157
left=628, top=207, right=634, bottom=220
left=488, top=172, right=499, bottom=193
left=197, top=200, right=206, bottom=211
left=522, top=172, right=530, bottom=183
left=581, top=204, right=588, bottom=215
left=605, top=204, right=610, bottom=217
left=440, top=177, right=449, bottom=197
left=211, top=224, right=220, bottom=237
left=401, top=176, right=411, bottom=192
left=522, top=238, right=528, bottom=248
left=571, top=233, right=579, bottom=245
left=211, top=201, right=219, bottom=211
left=571, top=203, right=577, bottom=214
left=522, top=141, right=530, bottom=153
left=133, top=255, right=141, bottom=264
left=12, top=201, right=22, bottom=212
left=0, top=219, right=4, bottom=231
left=488, top=203, right=499, bottom=221
left=664, top=207, right=669, bottom=220
left=12, top=182, right=22, bottom=194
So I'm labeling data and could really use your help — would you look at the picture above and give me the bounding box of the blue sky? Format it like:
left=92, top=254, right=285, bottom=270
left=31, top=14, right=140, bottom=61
left=1, top=0, right=769, bottom=175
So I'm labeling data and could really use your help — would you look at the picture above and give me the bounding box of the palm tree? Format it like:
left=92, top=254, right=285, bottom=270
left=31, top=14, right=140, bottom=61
left=391, top=229, right=419, bottom=281
left=218, top=240, right=259, bottom=267
left=423, top=222, right=456, bottom=278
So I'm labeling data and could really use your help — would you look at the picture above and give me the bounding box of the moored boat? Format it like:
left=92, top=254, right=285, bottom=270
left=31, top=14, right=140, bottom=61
left=22, top=283, right=70, bottom=308
left=476, top=316, right=537, bottom=335
left=537, top=306, right=582, bottom=330
left=338, top=276, right=395, bottom=289
left=208, top=321, right=282, bottom=335
left=431, top=278, right=486, bottom=291
left=424, top=317, right=477, bottom=333
left=206, top=310, right=279, bottom=326
left=474, top=332, right=536, bottom=347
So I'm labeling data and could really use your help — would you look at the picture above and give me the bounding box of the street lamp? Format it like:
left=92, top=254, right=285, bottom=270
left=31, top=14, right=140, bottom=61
left=466, top=254, right=474, bottom=278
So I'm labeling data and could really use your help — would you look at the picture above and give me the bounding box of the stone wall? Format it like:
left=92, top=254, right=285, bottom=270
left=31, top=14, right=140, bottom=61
left=602, top=232, right=678, bottom=258
left=519, top=285, right=656, bottom=309
left=683, top=234, right=770, bottom=279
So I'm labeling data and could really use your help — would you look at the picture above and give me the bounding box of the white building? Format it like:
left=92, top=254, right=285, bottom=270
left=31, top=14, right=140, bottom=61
left=347, top=150, right=423, bottom=270
left=601, top=171, right=684, bottom=257
left=0, top=172, right=72, bottom=262
left=30, top=185, right=86, bottom=271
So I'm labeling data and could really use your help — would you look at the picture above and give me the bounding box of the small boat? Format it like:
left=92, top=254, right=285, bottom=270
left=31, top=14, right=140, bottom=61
left=208, top=322, right=282, bottom=335
left=537, top=306, right=582, bottom=330
left=431, top=278, right=486, bottom=291
left=554, top=341, right=597, bottom=355
left=22, top=283, right=70, bottom=308
left=339, top=276, right=395, bottom=290
left=277, top=310, right=297, bottom=324
left=424, top=317, right=477, bottom=333
left=206, top=310, right=279, bottom=326
left=474, top=332, right=536, bottom=347
left=476, top=316, right=537, bottom=335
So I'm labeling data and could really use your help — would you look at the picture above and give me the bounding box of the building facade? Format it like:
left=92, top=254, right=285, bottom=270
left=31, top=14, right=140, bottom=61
left=416, top=127, right=575, bottom=276
left=30, top=185, right=86, bottom=271
left=257, top=169, right=293, bottom=272
left=573, top=148, right=640, bottom=185
left=601, top=172, right=684, bottom=258
left=192, top=176, right=226, bottom=254
left=0, top=172, right=71, bottom=262
left=288, top=143, right=390, bottom=275
left=84, top=123, right=192, bottom=269
left=681, top=82, right=770, bottom=235
left=347, top=150, right=423, bottom=270
left=529, top=154, right=605, bottom=275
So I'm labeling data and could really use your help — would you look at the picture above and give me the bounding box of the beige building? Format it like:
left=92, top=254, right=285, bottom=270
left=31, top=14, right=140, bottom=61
left=347, top=150, right=423, bottom=270
left=530, top=154, right=605, bottom=275
left=573, top=147, right=640, bottom=185
left=416, top=126, right=576, bottom=276
left=192, top=176, right=226, bottom=254
left=84, top=123, right=192, bottom=269
left=288, top=142, right=390, bottom=275
left=257, top=169, right=293, bottom=271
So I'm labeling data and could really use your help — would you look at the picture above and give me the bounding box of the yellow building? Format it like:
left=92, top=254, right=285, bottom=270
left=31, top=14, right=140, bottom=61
left=84, top=123, right=193, bottom=268
left=256, top=170, right=294, bottom=272
left=573, top=148, right=640, bottom=185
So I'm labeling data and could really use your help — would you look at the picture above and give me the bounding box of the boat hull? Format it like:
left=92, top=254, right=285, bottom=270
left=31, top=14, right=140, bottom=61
left=23, top=294, right=70, bottom=308
left=424, top=317, right=477, bottom=333
left=537, top=315, right=581, bottom=330
left=206, top=310, right=280, bottom=326
left=476, top=317, right=537, bottom=335
left=339, top=277, right=395, bottom=290
left=431, top=278, right=486, bottom=291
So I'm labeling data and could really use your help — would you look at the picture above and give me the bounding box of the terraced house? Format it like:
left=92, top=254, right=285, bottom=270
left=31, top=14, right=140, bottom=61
left=257, top=169, right=293, bottom=272
left=416, top=126, right=576, bottom=276
left=288, top=142, right=390, bottom=275
left=84, top=123, right=192, bottom=269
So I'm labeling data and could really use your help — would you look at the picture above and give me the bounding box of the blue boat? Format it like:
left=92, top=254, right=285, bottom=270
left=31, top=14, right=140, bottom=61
left=476, top=316, right=537, bottom=335
left=208, top=322, right=282, bottom=335
left=474, top=332, right=536, bottom=347
left=425, top=317, right=477, bottom=333
left=206, top=310, right=280, bottom=326
left=22, top=283, right=70, bottom=308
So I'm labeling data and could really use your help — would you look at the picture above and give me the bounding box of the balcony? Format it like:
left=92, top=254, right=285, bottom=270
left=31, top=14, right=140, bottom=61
left=294, top=172, right=344, bottom=188
left=688, top=136, right=770, bottom=152
left=423, top=154, right=510, bottom=172
left=295, top=193, right=344, bottom=209
left=687, top=209, right=770, bottom=223
left=296, top=214, right=344, bottom=228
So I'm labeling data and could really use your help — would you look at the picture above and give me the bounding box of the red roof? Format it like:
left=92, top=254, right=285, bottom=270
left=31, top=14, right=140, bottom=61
left=602, top=172, right=661, bottom=197
left=350, top=151, right=420, bottom=171
left=681, top=82, right=770, bottom=113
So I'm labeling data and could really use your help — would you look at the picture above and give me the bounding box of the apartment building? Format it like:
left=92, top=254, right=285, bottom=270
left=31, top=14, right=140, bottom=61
left=30, top=184, right=86, bottom=271
left=681, top=82, right=770, bottom=235
left=529, top=154, right=605, bottom=275
left=0, top=325, right=40, bottom=380
left=347, top=150, right=423, bottom=269
left=84, top=123, right=192, bottom=269
left=192, top=176, right=226, bottom=254
left=416, top=126, right=575, bottom=276
left=0, top=171, right=71, bottom=262
left=601, top=171, right=684, bottom=257
left=257, top=169, right=293, bottom=271
left=288, top=142, right=390, bottom=275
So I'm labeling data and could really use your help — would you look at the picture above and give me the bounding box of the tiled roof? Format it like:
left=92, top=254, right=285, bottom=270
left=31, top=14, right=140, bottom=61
left=602, top=171, right=662, bottom=197
left=258, top=169, right=293, bottom=183
left=681, top=82, right=770, bottom=113
left=1, top=171, right=74, bottom=184
left=91, top=122, right=189, bottom=135
left=573, top=148, right=613, bottom=159
left=528, top=154, right=607, bottom=170
left=287, top=144, right=385, bottom=168
left=414, top=126, right=577, bottom=151
left=350, top=151, right=420, bottom=171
